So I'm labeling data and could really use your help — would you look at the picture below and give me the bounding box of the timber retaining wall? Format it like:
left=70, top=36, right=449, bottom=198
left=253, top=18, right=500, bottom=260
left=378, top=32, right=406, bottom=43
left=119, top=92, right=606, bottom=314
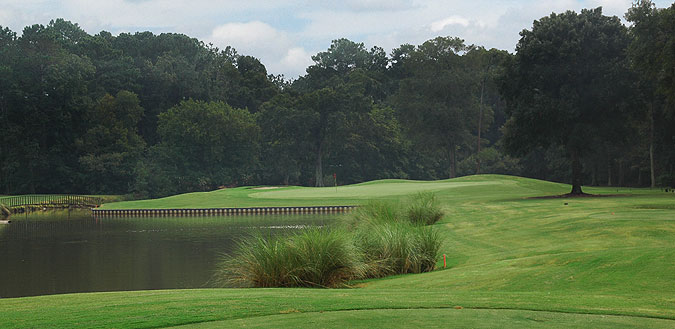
left=91, top=206, right=357, bottom=217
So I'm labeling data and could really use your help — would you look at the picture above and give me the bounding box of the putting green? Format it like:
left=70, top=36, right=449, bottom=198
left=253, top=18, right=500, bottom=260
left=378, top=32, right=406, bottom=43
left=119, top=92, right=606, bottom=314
left=249, top=180, right=500, bottom=199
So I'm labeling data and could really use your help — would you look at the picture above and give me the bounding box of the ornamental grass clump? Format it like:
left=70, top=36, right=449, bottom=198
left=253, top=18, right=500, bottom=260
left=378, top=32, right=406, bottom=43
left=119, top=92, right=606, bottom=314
left=219, top=192, right=445, bottom=288
left=217, top=228, right=365, bottom=288
left=215, top=234, right=297, bottom=288
left=405, top=192, right=444, bottom=225
left=347, top=200, right=400, bottom=227
left=356, top=221, right=442, bottom=277
left=290, top=228, right=366, bottom=288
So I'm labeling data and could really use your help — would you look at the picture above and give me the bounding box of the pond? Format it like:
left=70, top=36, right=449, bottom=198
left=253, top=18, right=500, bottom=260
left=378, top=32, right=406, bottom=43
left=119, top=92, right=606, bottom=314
left=0, top=209, right=340, bottom=298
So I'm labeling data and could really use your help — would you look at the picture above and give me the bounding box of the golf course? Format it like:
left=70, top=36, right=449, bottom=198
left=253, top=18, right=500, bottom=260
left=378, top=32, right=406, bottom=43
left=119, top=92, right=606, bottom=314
left=1, top=175, right=674, bottom=328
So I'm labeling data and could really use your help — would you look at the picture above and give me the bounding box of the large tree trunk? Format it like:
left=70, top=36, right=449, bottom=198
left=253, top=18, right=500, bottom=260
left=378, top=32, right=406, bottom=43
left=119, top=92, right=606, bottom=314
left=649, top=104, right=656, bottom=188
left=449, top=147, right=456, bottom=178
left=29, top=165, right=35, bottom=194
left=618, top=159, right=624, bottom=187
left=476, top=80, right=485, bottom=175
left=570, top=148, right=584, bottom=194
left=314, top=144, right=324, bottom=187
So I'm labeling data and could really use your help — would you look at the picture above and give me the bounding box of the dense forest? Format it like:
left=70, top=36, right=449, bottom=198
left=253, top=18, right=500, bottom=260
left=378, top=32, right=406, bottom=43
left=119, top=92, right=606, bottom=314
left=1, top=1, right=673, bottom=197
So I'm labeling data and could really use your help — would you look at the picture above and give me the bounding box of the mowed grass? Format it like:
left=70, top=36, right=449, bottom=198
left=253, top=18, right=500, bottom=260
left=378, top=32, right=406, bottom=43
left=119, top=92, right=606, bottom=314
left=99, top=175, right=548, bottom=209
left=1, top=175, right=674, bottom=328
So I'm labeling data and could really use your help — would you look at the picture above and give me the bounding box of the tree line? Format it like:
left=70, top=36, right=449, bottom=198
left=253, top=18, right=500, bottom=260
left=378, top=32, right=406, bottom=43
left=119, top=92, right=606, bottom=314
left=0, top=0, right=673, bottom=197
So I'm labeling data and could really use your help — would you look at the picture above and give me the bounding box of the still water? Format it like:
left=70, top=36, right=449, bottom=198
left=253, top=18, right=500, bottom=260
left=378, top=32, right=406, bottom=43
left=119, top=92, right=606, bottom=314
left=0, top=209, right=339, bottom=298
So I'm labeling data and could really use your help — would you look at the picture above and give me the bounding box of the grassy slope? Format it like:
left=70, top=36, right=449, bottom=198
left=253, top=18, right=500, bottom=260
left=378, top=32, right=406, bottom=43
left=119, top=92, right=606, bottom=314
left=1, top=175, right=674, bottom=328
left=99, top=177, right=510, bottom=209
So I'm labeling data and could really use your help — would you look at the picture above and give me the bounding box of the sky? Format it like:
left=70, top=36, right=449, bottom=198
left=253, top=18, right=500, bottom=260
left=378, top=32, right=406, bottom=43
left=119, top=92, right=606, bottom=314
left=1, top=0, right=671, bottom=79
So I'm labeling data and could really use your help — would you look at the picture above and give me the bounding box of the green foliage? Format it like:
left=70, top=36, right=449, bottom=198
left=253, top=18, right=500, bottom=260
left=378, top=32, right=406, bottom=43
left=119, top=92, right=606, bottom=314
left=625, top=1, right=675, bottom=188
left=405, top=192, right=444, bottom=225
left=140, top=100, right=260, bottom=196
left=501, top=8, right=633, bottom=193
left=348, top=192, right=444, bottom=227
left=457, top=147, right=523, bottom=177
left=218, top=191, right=445, bottom=288
left=220, top=212, right=443, bottom=287
left=216, top=234, right=298, bottom=288
left=657, top=173, right=675, bottom=187
left=348, top=200, right=401, bottom=227
left=347, top=194, right=444, bottom=276
left=77, top=91, right=146, bottom=194
left=1, top=9, right=673, bottom=195
left=392, top=37, right=476, bottom=178
left=356, top=222, right=442, bottom=277
left=288, top=228, right=366, bottom=288
left=217, top=228, right=365, bottom=288
left=257, top=93, right=310, bottom=185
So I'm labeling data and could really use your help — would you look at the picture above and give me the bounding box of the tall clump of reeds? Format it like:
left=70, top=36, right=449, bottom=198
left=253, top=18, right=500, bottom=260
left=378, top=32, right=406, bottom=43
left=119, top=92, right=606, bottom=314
left=355, top=220, right=442, bottom=277
left=405, top=192, right=444, bottom=225
left=346, top=200, right=401, bottom=227
left=350, top=193, right=444, bottom=277
left=216, top=228, right=365, bottom=288
left=290, top=228, right=366, bottom=288
left=216, top=192, right=445, bottom=288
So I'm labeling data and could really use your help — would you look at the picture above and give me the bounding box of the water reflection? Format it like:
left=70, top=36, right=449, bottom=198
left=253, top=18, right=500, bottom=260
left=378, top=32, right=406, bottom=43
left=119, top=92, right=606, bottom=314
left=0, top=209, right=340, bottom=298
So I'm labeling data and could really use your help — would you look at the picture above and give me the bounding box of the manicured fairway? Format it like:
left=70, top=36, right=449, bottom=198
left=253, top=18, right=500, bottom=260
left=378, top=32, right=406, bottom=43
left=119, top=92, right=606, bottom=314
left=1, top=175, right=674, bottom=328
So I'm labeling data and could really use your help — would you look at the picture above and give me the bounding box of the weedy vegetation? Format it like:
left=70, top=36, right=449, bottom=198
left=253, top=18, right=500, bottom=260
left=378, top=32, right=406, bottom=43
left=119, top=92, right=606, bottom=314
left=218, top=194, right=445, bottom=287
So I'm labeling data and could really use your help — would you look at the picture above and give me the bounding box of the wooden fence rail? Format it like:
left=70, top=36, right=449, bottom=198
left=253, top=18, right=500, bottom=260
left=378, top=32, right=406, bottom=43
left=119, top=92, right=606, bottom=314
left=0, top=195, right=102, bottom=209
left=92, top=206, right=357, bottom=217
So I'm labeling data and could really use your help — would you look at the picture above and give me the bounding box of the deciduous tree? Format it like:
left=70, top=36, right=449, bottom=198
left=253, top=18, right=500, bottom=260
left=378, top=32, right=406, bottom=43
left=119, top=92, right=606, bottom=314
left=501, top=8, right=632, bottom=194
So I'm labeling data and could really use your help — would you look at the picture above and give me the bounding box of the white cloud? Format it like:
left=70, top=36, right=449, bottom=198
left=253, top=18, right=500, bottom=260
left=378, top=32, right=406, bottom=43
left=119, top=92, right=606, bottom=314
left=3, top=0, right=673, bottom=78
left=278, top=47, right=314, bottom=77
left=430, top=15, right=471, bottom=32
left=209, top=21, right=285, bottom=51
left=343, top=0, right=415, bottom=12
left=208, top=21, right=313, bottom=78
left=587, top=0, right=634, bottom=16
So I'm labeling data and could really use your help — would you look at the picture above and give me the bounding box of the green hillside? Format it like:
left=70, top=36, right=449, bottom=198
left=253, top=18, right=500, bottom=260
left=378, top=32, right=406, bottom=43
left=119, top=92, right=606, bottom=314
left=101, top=174, right=574, bottom=209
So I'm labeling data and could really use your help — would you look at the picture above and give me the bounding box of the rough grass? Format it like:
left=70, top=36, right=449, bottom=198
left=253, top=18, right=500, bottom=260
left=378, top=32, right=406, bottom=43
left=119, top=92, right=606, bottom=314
left=346, top=200, right=401, bottom=228
left=219, top=198, right=443, bottom=287
left=1, top=175, right=674, bottom=328
left=217, top=229, right=365, bottom=288
left=356, top=222, right=442, bottom=277
left=405, top=192, right=444, bottom=225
